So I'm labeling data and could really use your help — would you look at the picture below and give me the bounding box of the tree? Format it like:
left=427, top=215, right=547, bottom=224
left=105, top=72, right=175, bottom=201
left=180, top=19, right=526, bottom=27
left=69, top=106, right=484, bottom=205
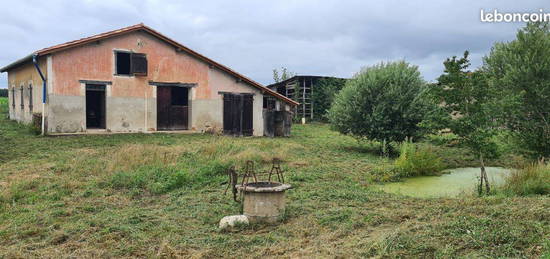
left=328, top=61, right=430, bottom=151
left=425, top=51, right=498, bottom=195
left=484, top=22, right=550, bottom=159
left=311, top=77, right=347, bottom=121
left=272, top=67, right=296, bottom=83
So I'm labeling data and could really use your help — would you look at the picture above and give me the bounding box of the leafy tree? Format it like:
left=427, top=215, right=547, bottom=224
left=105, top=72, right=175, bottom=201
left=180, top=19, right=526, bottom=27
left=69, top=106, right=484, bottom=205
left=484, top=22, right=550, bottom=159
left=272, top=67, right=296, bottom=83
left=425, top=51, right=498, bottom=194
left=0, top=89, right=7, bottom=97
left=311, top=77, right=347, bottom=121
left=328, top=61, right=430, bottom=152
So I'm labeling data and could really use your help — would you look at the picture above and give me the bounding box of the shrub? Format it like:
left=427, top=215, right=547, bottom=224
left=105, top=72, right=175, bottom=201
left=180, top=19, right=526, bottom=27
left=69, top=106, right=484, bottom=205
left=394, top=140, right=445, bottom=177
left=368, top=162, right=403, bottom=182
left=328, top=61, right=432, bottom=145
left=502, top=161, right=550, bottom=196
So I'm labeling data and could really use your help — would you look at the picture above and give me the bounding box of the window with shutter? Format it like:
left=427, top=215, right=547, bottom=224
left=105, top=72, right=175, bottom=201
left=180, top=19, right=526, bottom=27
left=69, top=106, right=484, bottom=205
left=131, top=53, right=147, bottom=76
left=114, top=51, right=147, bottom=76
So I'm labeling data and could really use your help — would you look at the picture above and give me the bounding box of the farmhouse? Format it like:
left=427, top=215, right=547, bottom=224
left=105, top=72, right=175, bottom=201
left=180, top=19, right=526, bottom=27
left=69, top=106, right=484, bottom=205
left=0, top=24, right=298, bottom=136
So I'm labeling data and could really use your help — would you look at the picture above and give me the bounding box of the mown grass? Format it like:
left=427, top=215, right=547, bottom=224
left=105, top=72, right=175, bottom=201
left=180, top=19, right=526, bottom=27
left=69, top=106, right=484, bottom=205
left=0, top=97, right=548, bottom=258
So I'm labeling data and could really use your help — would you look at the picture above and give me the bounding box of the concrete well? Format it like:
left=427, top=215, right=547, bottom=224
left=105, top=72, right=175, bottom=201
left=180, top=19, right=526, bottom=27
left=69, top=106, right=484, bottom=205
left=236, top=182, right=292, bottom=223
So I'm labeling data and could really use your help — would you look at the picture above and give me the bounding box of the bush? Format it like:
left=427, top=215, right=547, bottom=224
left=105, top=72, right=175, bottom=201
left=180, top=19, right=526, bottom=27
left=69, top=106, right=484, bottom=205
left=0, top=89, right=7, bottom=97
left=395, top=140, right=445, bottom=177
left=369, top=162, right=402, bottom=182
left=501, top=161, right=550, bottom=196
left=328, top=61, right=432, bottom=144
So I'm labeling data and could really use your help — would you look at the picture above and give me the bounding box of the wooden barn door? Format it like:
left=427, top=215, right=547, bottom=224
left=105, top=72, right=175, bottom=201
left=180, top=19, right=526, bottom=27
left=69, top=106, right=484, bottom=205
left=223, top=94, right=253, bottom=136
left=157, top=86, right=188, bottom=130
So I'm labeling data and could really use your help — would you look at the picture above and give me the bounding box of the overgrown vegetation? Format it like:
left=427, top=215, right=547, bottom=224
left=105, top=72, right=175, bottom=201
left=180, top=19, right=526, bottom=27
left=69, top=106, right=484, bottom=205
left=501, top=161, right=550, bottom=196
left=310, top=77, right=346, bottom=121
left=0, top=98, right=547, bottom=257
left=395, top=140, right=445, bottom=177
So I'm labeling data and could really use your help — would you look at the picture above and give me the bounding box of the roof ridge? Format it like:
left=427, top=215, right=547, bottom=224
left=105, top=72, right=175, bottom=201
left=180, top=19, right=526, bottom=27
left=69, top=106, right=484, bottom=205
left=35, top=23, right=144, bottom=55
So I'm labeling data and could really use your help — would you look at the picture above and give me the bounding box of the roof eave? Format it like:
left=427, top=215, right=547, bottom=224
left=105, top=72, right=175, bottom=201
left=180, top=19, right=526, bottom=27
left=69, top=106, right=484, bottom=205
left=0, top=53, right=34, bottom=72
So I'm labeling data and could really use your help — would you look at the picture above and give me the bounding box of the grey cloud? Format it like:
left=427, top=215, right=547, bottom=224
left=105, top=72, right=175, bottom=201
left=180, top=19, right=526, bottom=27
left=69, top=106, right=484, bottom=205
left=0, top=0, right=547, bottom=87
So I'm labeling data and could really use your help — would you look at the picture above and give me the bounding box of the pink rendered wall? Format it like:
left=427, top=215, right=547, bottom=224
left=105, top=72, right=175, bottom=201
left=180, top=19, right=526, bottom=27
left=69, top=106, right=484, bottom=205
left=51, top=31, right=212, bottom=98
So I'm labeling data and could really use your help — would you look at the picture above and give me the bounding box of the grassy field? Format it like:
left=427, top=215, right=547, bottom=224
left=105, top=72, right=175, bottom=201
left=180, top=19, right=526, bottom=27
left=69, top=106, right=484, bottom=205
left=0, top=97, right=548, bottom=258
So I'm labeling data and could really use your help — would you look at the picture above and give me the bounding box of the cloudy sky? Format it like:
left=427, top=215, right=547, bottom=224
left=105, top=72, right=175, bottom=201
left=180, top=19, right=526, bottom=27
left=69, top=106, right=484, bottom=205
left=0, top=0, right=547, bottom=87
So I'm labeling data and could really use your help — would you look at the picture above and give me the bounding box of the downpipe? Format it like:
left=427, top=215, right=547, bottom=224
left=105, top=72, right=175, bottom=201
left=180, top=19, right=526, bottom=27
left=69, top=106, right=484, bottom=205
left=32, top=54, right=47, bottom=135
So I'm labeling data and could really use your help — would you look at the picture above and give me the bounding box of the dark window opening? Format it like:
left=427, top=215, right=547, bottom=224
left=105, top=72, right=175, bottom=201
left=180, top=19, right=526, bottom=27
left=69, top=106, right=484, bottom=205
left=115, top=51, right=131, bottom=75
left=29, top=84, right=33, bottom=112
left=11, top=88, right=15, bottom=108
left=20, top=86, right=24, bottom=109
left=171, top=87, right=189, bottom=106
left=263, top=96, right=276, bottom=110
left=115, top=51, right=147, bottom=76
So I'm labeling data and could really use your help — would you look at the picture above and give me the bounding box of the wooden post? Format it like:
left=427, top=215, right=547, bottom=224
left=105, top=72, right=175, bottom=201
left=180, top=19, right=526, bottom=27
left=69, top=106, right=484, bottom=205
left=302, top=78, right=306, bottom=121
left=310, top=78, right=313, bottom=120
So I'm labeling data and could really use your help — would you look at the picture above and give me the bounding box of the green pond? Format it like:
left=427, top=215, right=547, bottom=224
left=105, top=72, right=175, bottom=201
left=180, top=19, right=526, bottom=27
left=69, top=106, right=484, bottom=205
left=379, top=167, right=511, bottom=198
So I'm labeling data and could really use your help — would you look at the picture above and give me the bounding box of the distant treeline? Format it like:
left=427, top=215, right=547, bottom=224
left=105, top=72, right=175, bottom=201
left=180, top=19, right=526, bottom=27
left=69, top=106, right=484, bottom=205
left=0, top=89, right=7, bottom=97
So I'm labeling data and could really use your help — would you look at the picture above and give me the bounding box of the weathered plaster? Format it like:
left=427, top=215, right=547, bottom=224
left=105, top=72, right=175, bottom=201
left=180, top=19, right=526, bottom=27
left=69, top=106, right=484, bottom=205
left=7, top=60, right=47, bottom=123
left=9, top=30, right=273, bottom=136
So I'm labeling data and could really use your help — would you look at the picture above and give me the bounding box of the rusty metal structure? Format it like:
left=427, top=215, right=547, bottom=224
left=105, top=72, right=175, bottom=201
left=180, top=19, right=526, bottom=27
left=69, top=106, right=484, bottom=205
left=266, top=75, right=345, bottom=121
left=224, top=159, right=292, bottom=223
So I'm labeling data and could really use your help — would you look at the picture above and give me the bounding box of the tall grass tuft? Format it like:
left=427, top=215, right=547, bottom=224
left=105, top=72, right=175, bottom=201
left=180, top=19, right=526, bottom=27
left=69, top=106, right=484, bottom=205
left=394, top=139, right=445, bottom=177
left=502, top=161, right=550, bottom=196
